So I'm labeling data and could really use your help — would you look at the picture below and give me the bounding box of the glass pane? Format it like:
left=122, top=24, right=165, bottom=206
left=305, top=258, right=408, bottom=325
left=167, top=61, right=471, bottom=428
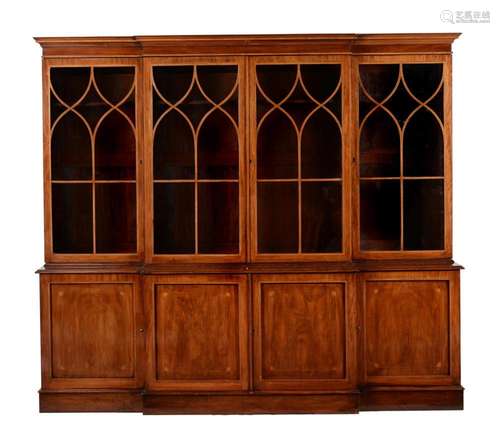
left=257, top=65, right=297, bottom=103
left=359, top=109, right=400, bottom=177
left=300, top=64, right=340, bottom=102
left=94, top=67, right=135, bottom=105
left=360, top=180, right=400, bottom=251
left=384, top=82, right=419, bottom=126
left=51, top=111, right=92, bottom=180
left=153, top=66, right=194, bottom=104
left=404, top=180, right=444, bottom=250
left=178, top=84, right=212, bottom=130
left=154, top=183, right=195, bottom=254
left=197, top=65, right=237, bottom=103
left=359, top=64, right=399, bottom=102
left=258, top=182, right=298, bottom=253
left=301, top=108, right=341, bottom=178
left=281, top=83, right=316, bottom=129
left=154, top=110, right=194, bottom=180
left=198, top=183, right=239, bottom=254
left=51, top=67, right=90, bottom=105
left=427, top=87, right=444, bottom=121
left=221, top=89, right=238, bottom=123
left=74, top=85, right=109, bottom=131
left=403, top=108, right=444, bottom=177
left=198, top=110, right=238, bottom=179
left=257, top=110, right=297, bottom=179
left=403, top=64, right=443, bottom=102
left=257, top=88, right=273, bottom=123
left=95, top=110, right=136, bottom=180
left=302, top=182, right=342, bottom=253
left=95, top=183, right=136, bottom=253
left=52, top=183, right=93, bottom=253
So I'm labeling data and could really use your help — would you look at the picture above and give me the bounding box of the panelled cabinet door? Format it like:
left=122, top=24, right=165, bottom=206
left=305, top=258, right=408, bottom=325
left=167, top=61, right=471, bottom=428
left=40, top=274, right=144, bottom=389
left=145, top=57, right=246, bottom=262
left=249, top=56, right=351, bottom=261
left=45, top=59, right=142, bottom=261
left=145, top=275, right=249, bottom=391
left=252, top=273, right=356, bottom=391
left=360, top=271, right=460, bottom=385
left=354, top=55, right=451, bottom=258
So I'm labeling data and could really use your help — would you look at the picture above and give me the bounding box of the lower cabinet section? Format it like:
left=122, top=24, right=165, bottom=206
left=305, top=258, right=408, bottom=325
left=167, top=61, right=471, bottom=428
left=39, top=274, right=144, bottom=390
left=359, top=271, right=461, bottom=386
left=38, top=268, right=462, bottom=413
left=144, top=274, right=249, bottom=391
left=252, top=273, right=356, bottom=391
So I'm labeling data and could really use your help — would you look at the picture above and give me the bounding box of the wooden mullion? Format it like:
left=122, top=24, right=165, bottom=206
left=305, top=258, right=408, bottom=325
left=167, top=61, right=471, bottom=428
left=91, top=66, right=97, bottom=254
left=194, top=65, right=199, bottom=255
left=94, top=180, right=136, bottom=183
left=361, top=176, right=445, bottom=181
left=51, top=180, right=93, bottom=184
left=301, top=178, right=342, bottom=182
left=399, top=64, right=404, bottom=252
left=153, top=179, right=198, bottom=183
left=198, top=179, right=238, bottom=183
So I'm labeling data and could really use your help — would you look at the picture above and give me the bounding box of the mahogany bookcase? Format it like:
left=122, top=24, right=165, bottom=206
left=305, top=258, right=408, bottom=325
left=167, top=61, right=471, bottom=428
left=35, top=33, right=463, bottom=414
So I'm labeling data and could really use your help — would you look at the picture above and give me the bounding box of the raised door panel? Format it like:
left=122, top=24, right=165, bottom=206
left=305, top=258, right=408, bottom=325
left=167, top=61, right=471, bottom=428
left=144, top=57, right=246, bottom=263
left=40, top=274, right=144, bottom=389
left=145, top=275, right=248, bottom=391
left=253, top=274, right=356, bottom=391
left=249, top=56, right=351, bottom=262
left=44, top=58, right=143, bottom=262
left=361, top=271, right=460, bottom=385
left=353, top=55, right=451, bottom=259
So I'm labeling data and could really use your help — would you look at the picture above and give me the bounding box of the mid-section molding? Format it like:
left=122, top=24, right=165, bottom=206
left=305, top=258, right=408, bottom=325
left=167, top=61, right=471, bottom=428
left=36, top=259, right=463, bottom=274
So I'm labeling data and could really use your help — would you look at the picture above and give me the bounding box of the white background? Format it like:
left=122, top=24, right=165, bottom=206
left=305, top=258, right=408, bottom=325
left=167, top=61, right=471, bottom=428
left=0, top=0, right=498, bottom=430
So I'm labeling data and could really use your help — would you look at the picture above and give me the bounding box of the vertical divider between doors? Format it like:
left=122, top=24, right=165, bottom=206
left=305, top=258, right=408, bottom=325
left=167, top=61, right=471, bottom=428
left=242, top=56, right=250, bottom=263
left=444, top=56, right=453, bottom=256
left=143, top=58, right=153, bottom=264
left=247, top=272, right=254, bottom=391
left=248, top=57, right=257, bottom=262
left=138, top=57, right=145, bottom=262
left=344, top=55, right=353, bottom=260
left=350, top=56, right=359, bottom=258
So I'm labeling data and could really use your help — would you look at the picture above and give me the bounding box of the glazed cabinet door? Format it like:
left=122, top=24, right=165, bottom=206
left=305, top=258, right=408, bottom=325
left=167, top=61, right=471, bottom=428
left=44, top=58, right=142, bottom=262
left=354, top=55, right=451, bottom=258
left=360, top=271, right=460, bottom=385
left=145, top=274, right=249, bottom=391
left=40, top=274, right=144, bottom=389
left=249, top=56, right=351, bottom=261
left=144, top=57, right=246, bottom=263
left=252, top=273, right=356, bottom=391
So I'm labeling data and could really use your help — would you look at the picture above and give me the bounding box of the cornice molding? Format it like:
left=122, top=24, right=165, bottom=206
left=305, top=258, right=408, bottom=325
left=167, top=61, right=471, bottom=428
left=34, top=33, right=461, bottom=57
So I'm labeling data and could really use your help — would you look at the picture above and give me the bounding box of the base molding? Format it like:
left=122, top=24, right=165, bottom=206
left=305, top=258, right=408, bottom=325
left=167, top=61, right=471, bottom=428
left=39, top=386, right=464, bottom=413
left=360, top=386, right=464, bottom=411
left=39, top=390, right=143, bottom=412
left=143, top=392, right=359, bottom=414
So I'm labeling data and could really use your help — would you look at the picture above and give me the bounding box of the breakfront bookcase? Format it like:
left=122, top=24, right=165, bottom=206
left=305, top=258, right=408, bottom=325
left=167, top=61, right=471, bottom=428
left=35, top=33, right=463, bottom=414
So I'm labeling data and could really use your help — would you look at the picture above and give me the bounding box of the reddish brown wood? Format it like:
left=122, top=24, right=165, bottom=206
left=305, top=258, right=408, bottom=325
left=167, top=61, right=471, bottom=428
left=144, top=274, right=249, bottom=391
left=252, top=273, right=357, bottom=391
left=360, top=271, right=460, bottom=386
left=40, top=274, right=145, bottom=390
left=39, top=390, right=143, bottom=412
left=42, top=57, right=145, bottom=264
left=35, top=33, right=463, bottom=414
left=360, top=386, right=463, bottom=411
left=143, top=392, right=359, bottom=414
left=34, top=34, right=460, bottom=57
